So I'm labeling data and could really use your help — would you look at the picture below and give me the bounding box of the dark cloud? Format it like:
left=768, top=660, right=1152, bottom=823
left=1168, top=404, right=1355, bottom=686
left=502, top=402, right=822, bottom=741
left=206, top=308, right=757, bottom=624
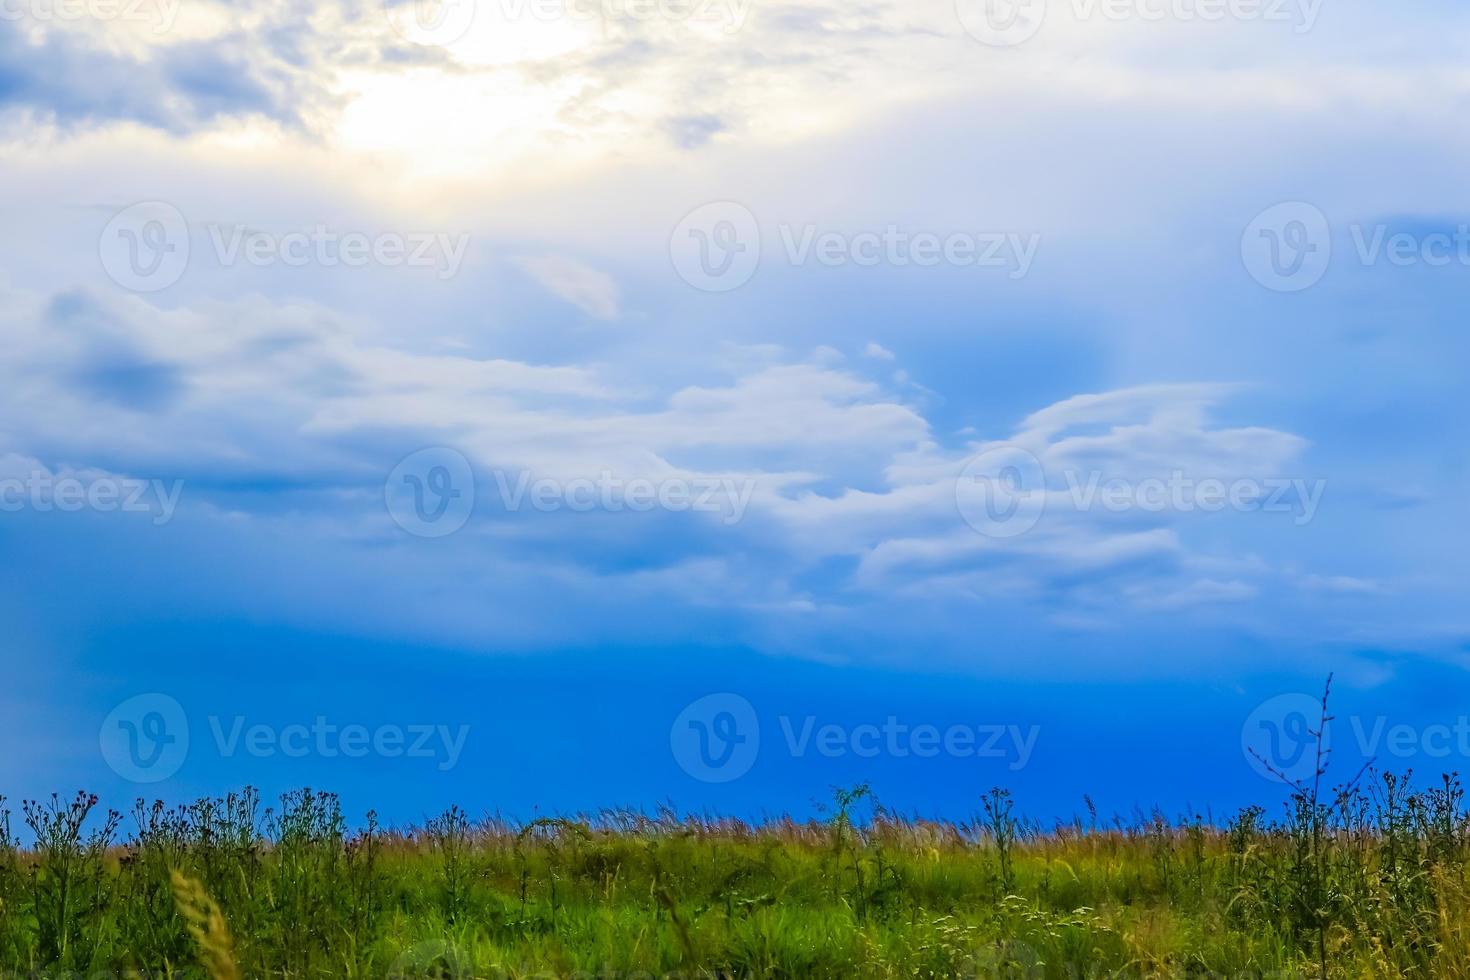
left=0, top=21, right=305, bottom=131
left=46, top=290, right=186, bottom=411
left=73, top=358, right=186, bottom=411
left=0, top=0, right=458, bottom=136
left=665, top=113, right=724, bottom=149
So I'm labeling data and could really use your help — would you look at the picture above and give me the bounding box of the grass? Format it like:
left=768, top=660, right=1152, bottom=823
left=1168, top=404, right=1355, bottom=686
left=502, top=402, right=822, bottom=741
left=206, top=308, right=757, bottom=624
left=4, top=686, right=1470, bottom=976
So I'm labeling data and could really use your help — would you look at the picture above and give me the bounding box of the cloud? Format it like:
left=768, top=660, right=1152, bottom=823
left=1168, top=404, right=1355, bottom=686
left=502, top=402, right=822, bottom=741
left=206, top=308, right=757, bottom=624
left=514, top=254, right=622, bottom=320
left=0, top=0, right=1465, bottom=673
left=665, top=113, right=725, bottom=148
left=806, top=382, right=1315, bottom=619
left=0, top=18, right=311, bottom=132
left=0, top=278, right=1374, bottom=653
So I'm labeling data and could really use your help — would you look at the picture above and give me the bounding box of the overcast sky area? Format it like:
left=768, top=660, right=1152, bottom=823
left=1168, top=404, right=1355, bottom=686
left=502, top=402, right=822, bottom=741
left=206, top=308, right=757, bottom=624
left=2, top=0, right=1468, bottom=822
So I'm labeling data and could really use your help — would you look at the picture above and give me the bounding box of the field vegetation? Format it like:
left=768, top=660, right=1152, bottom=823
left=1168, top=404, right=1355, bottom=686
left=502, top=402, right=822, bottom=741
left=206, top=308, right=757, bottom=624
left=5, top=688, right=1470, bottom=977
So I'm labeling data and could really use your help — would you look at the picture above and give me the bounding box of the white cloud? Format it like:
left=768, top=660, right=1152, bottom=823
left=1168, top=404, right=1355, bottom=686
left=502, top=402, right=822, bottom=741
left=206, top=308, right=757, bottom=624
left=0, top=267, right=1454, bottom=664
left=514, top=253, right=622, bottom=320
left=1, top=0, right=1465, bottom=668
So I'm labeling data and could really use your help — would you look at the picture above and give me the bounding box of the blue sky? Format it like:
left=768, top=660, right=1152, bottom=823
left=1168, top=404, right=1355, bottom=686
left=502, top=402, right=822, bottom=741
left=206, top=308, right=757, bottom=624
left=1, top=0, right=1468, bottom=826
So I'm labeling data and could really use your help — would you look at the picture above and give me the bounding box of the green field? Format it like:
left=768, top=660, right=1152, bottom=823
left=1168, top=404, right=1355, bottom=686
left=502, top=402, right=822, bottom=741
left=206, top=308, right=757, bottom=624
left=5, top=766, right=1470, bottom=978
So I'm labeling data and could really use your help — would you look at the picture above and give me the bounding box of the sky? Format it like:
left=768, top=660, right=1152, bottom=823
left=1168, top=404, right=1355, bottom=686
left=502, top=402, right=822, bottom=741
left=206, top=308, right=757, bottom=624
left=1, top=0, right=1469, bottom=827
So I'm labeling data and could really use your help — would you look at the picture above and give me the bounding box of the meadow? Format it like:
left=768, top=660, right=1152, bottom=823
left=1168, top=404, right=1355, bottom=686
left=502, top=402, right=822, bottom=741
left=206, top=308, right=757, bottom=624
left=4, top=694, right=1470, bottom=977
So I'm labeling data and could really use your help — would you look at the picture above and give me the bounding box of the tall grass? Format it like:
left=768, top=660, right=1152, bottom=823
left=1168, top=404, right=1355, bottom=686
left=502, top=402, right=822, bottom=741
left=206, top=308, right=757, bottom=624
left=1, top=774, right=1470, bottom=977
left=4, top=685, right=1470, bottom=977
